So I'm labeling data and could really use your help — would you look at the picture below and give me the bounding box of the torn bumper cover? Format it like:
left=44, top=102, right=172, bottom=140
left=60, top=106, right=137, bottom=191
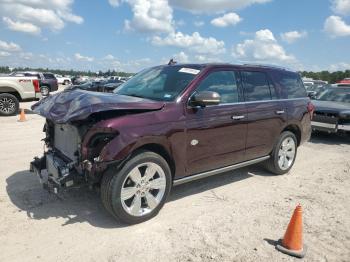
left=30, top=152, right=81, bottom=194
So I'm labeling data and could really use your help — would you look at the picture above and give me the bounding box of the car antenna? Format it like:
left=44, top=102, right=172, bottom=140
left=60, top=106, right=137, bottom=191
left=168, top=58, right=177, bottom=65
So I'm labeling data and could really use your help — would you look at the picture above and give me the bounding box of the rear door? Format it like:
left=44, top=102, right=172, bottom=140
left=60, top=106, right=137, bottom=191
left=185, top=69, right=247, bottom=175
left=241, top=70, right=287, bottom=160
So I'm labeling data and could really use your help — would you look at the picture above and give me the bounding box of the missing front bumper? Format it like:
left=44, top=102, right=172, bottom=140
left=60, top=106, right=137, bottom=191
left=30, top=152, right=81, bottom=194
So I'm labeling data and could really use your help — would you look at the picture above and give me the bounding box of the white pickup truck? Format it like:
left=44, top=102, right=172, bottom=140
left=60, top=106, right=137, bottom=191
left=0, top=76, right=41, bottom=116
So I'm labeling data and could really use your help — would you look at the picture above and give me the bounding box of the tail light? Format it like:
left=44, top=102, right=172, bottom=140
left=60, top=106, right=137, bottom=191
left=33, top=79, right=40, bottom=93
left=307, top=101, right=315, bottom=120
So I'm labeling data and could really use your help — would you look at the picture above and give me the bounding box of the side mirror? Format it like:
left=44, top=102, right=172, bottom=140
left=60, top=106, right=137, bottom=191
left=190, top=91, right=221, bottom=107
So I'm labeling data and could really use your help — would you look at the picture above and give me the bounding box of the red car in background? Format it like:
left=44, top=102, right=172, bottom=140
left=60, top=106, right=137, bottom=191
left=337, top=78, right=350, bottom=84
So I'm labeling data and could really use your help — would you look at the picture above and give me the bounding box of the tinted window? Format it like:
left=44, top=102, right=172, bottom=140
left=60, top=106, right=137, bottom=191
left=317, top=88, right=350, bottom=103
left=43, top=73, right=56, bottom=79
left=114, top=66, right=202, bottom=101
left=23, top=73, right=40, bottom=79
left=242, top=71, right=272, bottom=102
left=196, top=71, right=239, bottom=104
left=276, top=73, right=307, bottom=98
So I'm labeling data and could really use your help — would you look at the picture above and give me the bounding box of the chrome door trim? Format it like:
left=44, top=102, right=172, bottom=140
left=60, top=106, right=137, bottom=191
left=173, top=155, right=270, bottom=186
left=187, top=97, right=309, bottom=109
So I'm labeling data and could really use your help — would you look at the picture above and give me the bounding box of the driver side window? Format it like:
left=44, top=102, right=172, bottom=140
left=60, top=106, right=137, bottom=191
left=196, top=71, right=239, bottom=104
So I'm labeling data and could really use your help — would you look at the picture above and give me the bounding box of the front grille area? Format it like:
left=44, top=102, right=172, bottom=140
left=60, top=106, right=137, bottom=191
left=54, top=124, right=81, bottom=161
left=313, top=112, right=338, bottom=124
left=314, top=111, right=338, bottom=118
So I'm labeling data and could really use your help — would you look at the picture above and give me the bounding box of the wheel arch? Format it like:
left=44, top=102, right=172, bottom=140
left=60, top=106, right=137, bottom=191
left=0, top=87, right=22, bottom=101
left=134, top=143, right=176, bottom=179
left=282, top=124, right=301, bottom=146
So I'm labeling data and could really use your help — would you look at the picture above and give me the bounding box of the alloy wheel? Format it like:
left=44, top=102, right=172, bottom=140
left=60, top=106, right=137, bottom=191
left=120, top=162, right=166, bottom=217
left=278, top=137, right=296, bottom=170
left=0, top=97, right=16, bottom=114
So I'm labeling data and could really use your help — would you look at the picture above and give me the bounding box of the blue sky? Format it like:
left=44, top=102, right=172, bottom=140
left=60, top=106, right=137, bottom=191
left=0, top=0, right=350, bottom=72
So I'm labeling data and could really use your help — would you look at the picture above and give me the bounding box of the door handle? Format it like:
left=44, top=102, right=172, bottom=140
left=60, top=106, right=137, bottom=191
left=231, top=115, right=245, bottom=120
left=276, top=110, right=285, bottom=115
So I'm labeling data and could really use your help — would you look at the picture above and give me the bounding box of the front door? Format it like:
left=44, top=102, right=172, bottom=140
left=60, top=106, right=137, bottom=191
left=185, top=70, right=247, bottom=175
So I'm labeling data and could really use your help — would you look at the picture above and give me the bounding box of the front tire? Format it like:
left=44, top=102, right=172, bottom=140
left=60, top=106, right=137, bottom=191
left=0, top=93, right=19, bottom=116
left=63, top=80, right=70, bottom=85
left=264, top=131, right=298, bottom=175
left=101, top=151, right=172, bottom=224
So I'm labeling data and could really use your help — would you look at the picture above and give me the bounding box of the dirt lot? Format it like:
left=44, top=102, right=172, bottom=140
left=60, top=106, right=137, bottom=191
left=0, top=99, right=349, bottom=262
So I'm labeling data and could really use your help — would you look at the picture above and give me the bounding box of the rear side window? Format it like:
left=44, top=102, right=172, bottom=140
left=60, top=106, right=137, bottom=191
left=276, top=73, right=307, bottom=99
left=196, top=71, right=239, bottom=104
left=242, top=71, right=272, bottom=102
left=43, top=73, right=56, bottom=79
left=24, top=73, right=40, bottom=78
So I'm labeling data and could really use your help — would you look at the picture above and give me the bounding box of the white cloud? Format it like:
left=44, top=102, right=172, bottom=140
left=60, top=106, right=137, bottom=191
left=152, top=31, right=226, bottom=55
left=0, top=1, right=83, bottom=34
left=103, top=54, right=116, bottom=60
left=108, top=0, right=121, bottom=7
left=0, top=40, right=21, bottom=52
left=19, top=52, right=34, bottom=60
left=74, top=53, right=94, bottom=62
left=169, top=0, right=271, bottom=14
left=330, top=62, right=350, bottom=71
left=57, top=10, right=83, bottom=24
left=211, top=12, right=242, bottom=27
left=324, top=15, right=350, bottom=37
left=173, top=51, right=189, bottom=63
left=124, top=0, right=174, bottom=33
left=233, top=29, right=295, bottom=63
left=331, top=0, right=350, bottom=16
left=194, top=21, right=204, bottom=27
left=3, top=17, right=41, bottom=35
left=194, top=54, right=221, bottom=63
left=0, top=51, right=11, bottom=57
left=281, top=30, right=307, bottom=43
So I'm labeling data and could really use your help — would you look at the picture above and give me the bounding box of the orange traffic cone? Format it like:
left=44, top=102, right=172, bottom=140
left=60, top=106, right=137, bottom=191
left=18, top=108, right=27, bottom=122
left=276, top=204, right=307, bottom=258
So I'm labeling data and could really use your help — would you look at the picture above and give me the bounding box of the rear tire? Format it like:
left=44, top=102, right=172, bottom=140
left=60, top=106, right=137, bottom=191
left=101, top=151, right=172, bottom=224
left=264, top=131, right=298, bottom=175
left=0, top=93, right=19, bottom=116
left=40, top=86, right=50, bottom=96
left=63, top=80, right=70, bottom=85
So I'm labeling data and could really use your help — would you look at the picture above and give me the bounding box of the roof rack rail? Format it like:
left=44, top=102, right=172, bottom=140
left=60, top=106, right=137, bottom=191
left=242, top=63, right=292, bottom=71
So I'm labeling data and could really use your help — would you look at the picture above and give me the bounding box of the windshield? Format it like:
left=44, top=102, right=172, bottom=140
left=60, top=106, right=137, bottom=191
left=317, top=88, right=350, bottom=103
left=113, top=65, right=202, bottom=101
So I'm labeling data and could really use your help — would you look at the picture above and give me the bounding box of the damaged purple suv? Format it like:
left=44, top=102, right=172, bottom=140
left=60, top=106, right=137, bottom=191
left=30, top=64, right=313, bottom=224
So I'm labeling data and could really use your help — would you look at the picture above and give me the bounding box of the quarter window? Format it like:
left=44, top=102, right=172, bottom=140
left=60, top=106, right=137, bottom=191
left=196, top=71, right=239, bottom=104
left=242, top=71, right=272, bottom=102
left=43, top=73, right=56, bottom=79
left=276, top=73, right=307, bottom=99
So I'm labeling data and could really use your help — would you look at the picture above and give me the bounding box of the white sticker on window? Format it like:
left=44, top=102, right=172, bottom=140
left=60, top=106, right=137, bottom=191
left=164, top=94, right=172, bottom=98
left=179, top=68, right=200, bottom=75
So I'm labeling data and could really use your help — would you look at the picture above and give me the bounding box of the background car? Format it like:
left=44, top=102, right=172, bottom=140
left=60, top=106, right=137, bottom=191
left=71, top=75, right=89, bottom=85
left=10, top=71, right=58, bottom=96
left=312, top=87, right=350, bottom=134
left=0, top=75, right=41, bottom=115
left=55, top=74, right=71, bottom=85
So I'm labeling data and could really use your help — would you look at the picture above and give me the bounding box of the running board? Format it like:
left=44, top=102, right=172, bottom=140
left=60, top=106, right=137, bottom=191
left=173, top=156, right=270, bottom=186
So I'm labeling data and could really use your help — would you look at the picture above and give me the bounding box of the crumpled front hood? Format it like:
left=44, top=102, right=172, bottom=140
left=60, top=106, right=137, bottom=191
left=312, top=100, right=350, bottom=113
left=31, top=89, right=165, bottom=123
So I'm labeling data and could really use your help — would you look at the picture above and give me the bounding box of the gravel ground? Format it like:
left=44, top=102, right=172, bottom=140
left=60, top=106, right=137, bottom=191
left=0, top=98, right=349, bottom=262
